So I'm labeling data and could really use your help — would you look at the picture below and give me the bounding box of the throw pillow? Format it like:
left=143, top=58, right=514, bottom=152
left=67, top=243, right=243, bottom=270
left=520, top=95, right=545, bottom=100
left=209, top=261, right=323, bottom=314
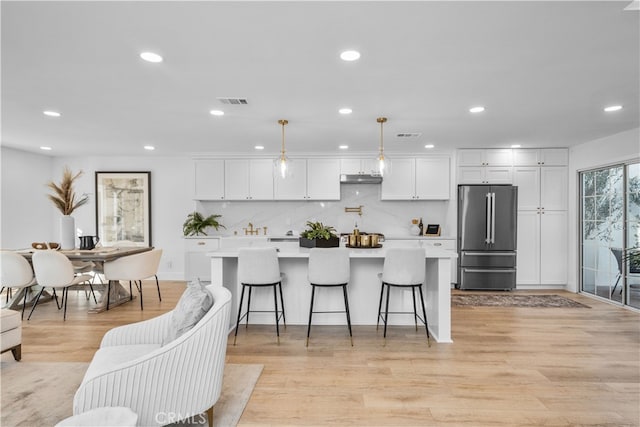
left=162, top=279, right=214, bottom=345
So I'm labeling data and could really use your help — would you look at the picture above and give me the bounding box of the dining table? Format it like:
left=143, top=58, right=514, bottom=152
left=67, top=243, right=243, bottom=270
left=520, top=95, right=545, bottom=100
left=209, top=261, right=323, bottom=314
left=8, top=246, right=153, bottom=313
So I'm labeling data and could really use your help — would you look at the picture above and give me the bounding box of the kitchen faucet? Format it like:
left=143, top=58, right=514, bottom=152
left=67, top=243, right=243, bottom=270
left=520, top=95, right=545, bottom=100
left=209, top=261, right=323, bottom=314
left=243, top=222, right=260, bottom=235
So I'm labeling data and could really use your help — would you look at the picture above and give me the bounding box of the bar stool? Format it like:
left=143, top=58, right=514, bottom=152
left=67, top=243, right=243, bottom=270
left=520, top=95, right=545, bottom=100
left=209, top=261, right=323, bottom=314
left=234, top=247, right=286, bottom=345
left=306, top=248, right=353, bottom=347
left=377, top=248, right=430, bottom=346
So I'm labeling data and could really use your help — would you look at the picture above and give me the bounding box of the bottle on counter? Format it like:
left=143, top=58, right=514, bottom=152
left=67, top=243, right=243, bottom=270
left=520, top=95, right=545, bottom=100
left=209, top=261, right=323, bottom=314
left=418, top=218, right=424, bottom=235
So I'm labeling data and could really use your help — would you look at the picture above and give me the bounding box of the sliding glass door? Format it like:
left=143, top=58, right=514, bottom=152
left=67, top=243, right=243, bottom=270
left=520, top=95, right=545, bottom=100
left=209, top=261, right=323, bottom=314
left=580, top=162, right=640, bottom=308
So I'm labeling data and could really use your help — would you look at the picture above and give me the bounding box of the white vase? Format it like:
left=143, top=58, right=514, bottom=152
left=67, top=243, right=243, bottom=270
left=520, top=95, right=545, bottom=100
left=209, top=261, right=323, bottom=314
left=60, top=215, right=76, bottom=250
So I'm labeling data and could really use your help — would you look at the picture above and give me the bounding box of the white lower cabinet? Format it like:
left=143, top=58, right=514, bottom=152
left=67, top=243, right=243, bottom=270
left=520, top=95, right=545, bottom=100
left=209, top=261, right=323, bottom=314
left=184, top=237, right=220, bottom=282
left=516, top=210, right=567, bottom=286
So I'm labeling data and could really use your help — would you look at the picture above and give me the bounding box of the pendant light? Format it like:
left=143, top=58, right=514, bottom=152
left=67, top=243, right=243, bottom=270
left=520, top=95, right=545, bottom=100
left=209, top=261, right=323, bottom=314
left=376, top=117, right=388, bottom=176
left=277, top=119, right=289, bottom=178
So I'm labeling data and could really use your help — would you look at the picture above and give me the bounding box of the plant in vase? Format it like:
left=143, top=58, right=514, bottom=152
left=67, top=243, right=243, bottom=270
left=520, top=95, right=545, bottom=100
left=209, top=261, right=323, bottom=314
left=183, top=211, right=226, bottom=236
left=47, top=167, right=89, bottom=250
left=299, top=221, right=340, bottom=248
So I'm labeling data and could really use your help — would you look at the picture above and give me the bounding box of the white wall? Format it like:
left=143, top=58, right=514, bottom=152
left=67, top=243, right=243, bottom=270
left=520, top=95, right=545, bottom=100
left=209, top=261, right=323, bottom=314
left=567, top=127, right=640, bottom=292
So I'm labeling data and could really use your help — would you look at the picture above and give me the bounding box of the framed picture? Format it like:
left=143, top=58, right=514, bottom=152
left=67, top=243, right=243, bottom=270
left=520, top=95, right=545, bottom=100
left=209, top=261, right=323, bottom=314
left=425, top=224, right=441, bottom=236
left=95, top=171, right=151, bottom=247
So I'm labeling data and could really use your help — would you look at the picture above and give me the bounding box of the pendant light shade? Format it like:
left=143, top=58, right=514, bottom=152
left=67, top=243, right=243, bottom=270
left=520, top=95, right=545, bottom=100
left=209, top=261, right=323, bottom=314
left=277, top=119, right=290, bottom=178
left=376, top=117, right=388, bottom=176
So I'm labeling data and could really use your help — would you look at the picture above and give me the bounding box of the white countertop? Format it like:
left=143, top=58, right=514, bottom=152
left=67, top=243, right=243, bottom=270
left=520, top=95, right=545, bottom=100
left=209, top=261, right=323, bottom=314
left=208, top=245, right=456, bottom=259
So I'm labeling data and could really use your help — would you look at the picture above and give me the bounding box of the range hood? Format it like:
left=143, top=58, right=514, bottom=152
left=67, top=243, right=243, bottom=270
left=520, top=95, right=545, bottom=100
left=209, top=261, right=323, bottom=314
left=340, top=174, right=383, bottom=184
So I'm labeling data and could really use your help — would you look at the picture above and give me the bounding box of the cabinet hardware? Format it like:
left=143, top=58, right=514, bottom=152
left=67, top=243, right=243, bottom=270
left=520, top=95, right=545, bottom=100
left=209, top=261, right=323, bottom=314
left=197, top=242, right=205, bottom=245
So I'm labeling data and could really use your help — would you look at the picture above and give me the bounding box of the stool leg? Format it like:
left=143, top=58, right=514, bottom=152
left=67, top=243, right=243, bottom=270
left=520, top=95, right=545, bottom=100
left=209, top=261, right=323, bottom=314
left=411, top=287, right=418, bottom=331
left=343, top=285, right=353, bottom=346
left=62, top=287, right=69, bottom=321
left=138, top=280, right=144, bottom=311
left=155, top=275, right=162, bottom=301
left=278, top=281, right=286, bottom=327
left=377, top=281, right=385, bottom=331
left=273, top=284, right=280, bottom=344
left=418, top=285, right=431, bottom=346
left=233, top=285, right=246, bottom=345
left=383, top=284, right=391, bottom=340
left=246, top=286, right=253, bottom=328
left=21, top=287, right=29, bottom=320
left=306, top=285, right=316, bottom=347
left=27, top=287, right=46, bottom=320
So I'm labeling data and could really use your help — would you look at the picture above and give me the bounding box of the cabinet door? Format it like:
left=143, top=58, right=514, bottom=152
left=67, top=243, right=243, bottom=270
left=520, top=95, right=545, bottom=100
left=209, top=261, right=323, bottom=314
left=184, top=238, right=220, bottom=282
left=274, top=160, right=307, bottom=200
left=361, top=158, right=379, bottom=175
left=381, top=158, right=415, bottom=200
left=224, top=159, right=250, bottom=200
left=307, top=159, right=340, bottom=200
left=485, top=149, right=513, bottom=166
left=340, top=159, right=362, bottom=175
left=540, top=210, right=567, bottom=284
left=249, top=159, right=274, bottom=200
left=540, top=149, right=568, bottom=166
left=485, top=167, right=512, bottom=184
left=194, top=159, right=225, bottom=200
left=415, top=157, right=450, bottom=200
left=457, top=166, right=486, bottom=184
left=458, top=149, right=485, bottom=166
left=513, top=167, right=540, bottom=210
left=516, top=211, right=541, bottom=285
left=540, top=167, right=567, bottom=210
left=512, top=149, right=540, bottom=166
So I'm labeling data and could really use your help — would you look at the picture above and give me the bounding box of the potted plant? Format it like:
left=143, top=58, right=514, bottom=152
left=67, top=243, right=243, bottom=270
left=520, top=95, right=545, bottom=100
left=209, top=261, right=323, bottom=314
left=299, top=221, right=340, bottom=248
left=183, top=211, right=226, bottom=236
left=47, top=167, right=89, bottom=250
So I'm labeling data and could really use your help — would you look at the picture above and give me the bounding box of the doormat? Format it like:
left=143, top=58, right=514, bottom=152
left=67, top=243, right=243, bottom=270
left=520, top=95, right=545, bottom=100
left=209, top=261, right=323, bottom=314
left=451, top=294, right=590, bottom=308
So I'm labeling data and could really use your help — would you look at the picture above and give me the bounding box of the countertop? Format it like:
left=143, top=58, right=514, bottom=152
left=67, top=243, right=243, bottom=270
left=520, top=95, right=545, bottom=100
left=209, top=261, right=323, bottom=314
left=187, top=234, right=454, bottom=240
left=208, top=245, right=457, bottom=259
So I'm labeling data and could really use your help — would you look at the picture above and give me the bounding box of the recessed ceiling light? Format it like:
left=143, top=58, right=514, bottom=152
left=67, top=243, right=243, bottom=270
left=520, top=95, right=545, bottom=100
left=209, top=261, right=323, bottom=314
left=209, top=110, right=225, bottom=116
left=143, top=145, right=155, bottom=151
left=339, top=145, right=349, bottom=150
left=340, top=50, right=361, bottom=61
left=339, top=108, right=352, bottom=115
left=511, top=144, right=521, bottom=148
left=424, top=144, right=435, bottom=149
left=43, top=111, right=61, bottom=117
left=469, top=106, right=485, bottom=113
left=140, top=52, right=163, bottom=63
left=40, top=146, right=52, bottom=151
left=254, top=145, right=264, bottom=150
left=604, top=105, right=623, bottom=112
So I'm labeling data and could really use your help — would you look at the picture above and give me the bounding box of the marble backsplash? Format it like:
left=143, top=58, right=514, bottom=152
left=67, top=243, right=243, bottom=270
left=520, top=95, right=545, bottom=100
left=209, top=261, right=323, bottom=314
left=195, top=184, right=455, bottom=238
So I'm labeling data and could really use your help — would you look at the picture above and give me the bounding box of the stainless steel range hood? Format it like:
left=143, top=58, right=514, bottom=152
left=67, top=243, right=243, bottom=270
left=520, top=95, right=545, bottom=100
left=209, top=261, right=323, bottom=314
left=340, top=174, right=383, bottom=184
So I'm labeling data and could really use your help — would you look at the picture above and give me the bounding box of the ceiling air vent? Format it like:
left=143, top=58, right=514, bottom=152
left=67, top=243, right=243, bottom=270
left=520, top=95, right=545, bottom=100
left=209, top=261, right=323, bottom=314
left=217, top=97, right=249, bottom=105
left=396, top=132, right=422, bottom=139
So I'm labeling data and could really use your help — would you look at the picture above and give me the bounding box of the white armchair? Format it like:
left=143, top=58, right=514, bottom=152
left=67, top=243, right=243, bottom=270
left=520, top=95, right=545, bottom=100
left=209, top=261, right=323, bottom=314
left=73, top=285, right=231, bottom=427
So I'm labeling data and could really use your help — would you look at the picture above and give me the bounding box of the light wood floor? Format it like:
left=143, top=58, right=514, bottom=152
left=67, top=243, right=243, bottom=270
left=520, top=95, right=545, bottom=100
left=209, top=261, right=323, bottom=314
left=6, top=281, right=640, bottom=426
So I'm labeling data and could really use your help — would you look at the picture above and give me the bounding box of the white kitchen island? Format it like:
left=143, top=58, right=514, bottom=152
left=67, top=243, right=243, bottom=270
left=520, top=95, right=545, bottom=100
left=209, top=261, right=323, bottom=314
left=209, top=245, right=456, bottom=343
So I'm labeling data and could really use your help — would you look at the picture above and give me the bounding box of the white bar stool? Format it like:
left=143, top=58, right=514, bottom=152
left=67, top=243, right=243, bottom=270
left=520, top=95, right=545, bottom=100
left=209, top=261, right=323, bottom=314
left=306, top=248, right=353, bottom=347
left=377, top=248, right=430, bottom=346
left=234, top=247, right=286, bottom=344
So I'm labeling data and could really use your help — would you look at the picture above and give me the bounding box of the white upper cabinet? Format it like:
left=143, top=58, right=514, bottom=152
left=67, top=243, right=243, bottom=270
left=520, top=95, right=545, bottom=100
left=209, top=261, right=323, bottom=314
left=381, top=157, right=450, bottom=200
left=458, top=149, right=513, bottom=166
left=194, top=159, right=225, bottom=200
left=274, top=159, right=341, bottom=200
left=458, top=166, right=513, bottom=184
left=340, top=158, right=379, bottom=175
left=513, top=166, right=567, bottom=211
left=224, top=159, right=274, bottom=200
left=513, top=148, right=568, bottom=166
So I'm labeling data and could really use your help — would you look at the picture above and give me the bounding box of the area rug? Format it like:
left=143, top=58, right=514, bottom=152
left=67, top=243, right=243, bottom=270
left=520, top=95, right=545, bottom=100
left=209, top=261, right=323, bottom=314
left=451, top=294, right=590, bottom=308
left=0, top=361, right=262, bottom=427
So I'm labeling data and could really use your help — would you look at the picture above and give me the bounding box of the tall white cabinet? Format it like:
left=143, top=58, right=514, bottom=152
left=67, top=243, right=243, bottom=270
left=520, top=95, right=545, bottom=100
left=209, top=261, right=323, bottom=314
left=512, top=149, right=568, bottom=287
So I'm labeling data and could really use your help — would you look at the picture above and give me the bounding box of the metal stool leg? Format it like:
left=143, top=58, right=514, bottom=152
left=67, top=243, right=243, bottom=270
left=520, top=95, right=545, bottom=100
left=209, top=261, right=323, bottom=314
left=27, top=287, right=46, bottom=320
left=306, top=285, right=316, bottom=347
left=343, top=285, right=353, bottom=346
left=377, top=281, right=385, bottom=330
left=411, top=287, right=418, bottom=331
left=233, top=285, right=247, bottom=345
left=418, top=285, right=430, bottom=347
left=155, top=275, right=162, bottom=301
left=62, top=287, right=69, bottom=321
left=273, top=284, right=280, bottom=344
left=383, top=283, right=391, bottom=340
left=246, top=286, right=253, bottom=328
left=278, top=281, right=286, bottom=327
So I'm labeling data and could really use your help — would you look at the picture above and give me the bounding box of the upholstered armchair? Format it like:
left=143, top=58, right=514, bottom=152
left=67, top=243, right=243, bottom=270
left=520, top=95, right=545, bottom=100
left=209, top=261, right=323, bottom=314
left=73, top=285, right=231, bottom=426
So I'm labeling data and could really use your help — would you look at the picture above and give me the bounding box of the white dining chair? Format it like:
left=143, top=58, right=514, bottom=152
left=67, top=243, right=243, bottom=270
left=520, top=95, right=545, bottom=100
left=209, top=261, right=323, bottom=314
left=0, top=251, right=38, bottom=319
left=103, top=249, right=163, bottom=310
left=30, top=250, right=93, bottom=320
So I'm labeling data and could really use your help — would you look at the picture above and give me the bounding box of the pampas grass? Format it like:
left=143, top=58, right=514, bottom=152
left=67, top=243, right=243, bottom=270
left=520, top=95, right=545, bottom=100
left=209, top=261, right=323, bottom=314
left=47, top=166, right=89, bottom=215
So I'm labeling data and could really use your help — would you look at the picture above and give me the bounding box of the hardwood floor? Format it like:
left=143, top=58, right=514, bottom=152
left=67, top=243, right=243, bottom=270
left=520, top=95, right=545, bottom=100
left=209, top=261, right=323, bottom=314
left=6, top=281, right=640, bottom=426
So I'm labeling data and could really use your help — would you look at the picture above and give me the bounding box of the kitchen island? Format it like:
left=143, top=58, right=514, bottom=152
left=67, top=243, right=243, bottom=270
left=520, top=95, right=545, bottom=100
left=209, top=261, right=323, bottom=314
left=209, top=246, right=455, bottom=343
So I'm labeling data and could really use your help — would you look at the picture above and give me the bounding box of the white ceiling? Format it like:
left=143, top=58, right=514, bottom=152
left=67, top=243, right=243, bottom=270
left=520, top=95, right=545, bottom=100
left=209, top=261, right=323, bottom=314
left=1, top=1, right=638, bottom=158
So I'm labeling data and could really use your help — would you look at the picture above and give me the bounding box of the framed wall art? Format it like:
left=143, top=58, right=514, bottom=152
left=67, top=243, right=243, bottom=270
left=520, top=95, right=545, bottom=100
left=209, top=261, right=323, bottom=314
left=95, top=171, right=151, bottom=246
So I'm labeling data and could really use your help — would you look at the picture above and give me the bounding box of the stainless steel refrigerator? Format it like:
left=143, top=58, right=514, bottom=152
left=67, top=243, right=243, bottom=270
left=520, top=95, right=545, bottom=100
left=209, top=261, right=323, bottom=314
left=457, top=184, right=517, bottom=290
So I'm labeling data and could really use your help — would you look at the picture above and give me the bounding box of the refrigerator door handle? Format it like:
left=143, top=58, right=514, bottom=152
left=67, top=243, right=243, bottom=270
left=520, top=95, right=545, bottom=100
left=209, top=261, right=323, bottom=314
left=491, top=192, right=496, bottom=244
left=485, top=193, right=492, bottom=244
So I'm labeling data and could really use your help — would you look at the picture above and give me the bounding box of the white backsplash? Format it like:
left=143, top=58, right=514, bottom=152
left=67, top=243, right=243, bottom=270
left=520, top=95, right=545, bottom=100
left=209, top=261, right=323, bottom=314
left=196, top=184, right=454, bottom=237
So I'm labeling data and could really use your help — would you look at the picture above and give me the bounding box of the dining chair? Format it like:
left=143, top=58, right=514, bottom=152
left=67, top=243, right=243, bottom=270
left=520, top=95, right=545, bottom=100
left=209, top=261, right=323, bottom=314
left=30, top=250, right=93, bottom=320
left=0, top=251, right=38, bottom=319
left=103, top=249, right=163, bottom=310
